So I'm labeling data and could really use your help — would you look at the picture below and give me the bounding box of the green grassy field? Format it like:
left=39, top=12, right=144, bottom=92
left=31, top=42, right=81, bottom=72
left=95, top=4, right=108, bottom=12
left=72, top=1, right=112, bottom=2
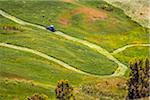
left=0, top=47, right=89, bottom=85
left=0, top=16, right=117, bottom=99
left=0, top=17, right=117, bottom=75
left=0, top=0, right=149, bottom=99
left=0, top=79, right=54, bottom=100
left=0, top=46, right=98, bottom=99
left=0, top=0, right=148, bottom=51
left=114, top=46, right=149, bottom=65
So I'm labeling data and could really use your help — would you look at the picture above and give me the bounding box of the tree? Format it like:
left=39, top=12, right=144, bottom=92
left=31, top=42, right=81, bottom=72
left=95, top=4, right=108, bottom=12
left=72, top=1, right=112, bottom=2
left=127, top=57, right=149, bottom=99
left=26, top=93, right=48, bottom=100
left=55, top=80, right=75, bottom=100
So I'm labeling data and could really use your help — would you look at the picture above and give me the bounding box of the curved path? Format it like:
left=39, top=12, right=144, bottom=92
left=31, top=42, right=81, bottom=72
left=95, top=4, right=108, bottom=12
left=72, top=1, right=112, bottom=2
left=0, top=10, right=45, bottom=30
left=0, top=43, right=93, bottom=76
left=55, top=32, right=127, bottom=76
left=112, top=44, right=150, bottom=55
left=0, top=9, right=127, bottom=76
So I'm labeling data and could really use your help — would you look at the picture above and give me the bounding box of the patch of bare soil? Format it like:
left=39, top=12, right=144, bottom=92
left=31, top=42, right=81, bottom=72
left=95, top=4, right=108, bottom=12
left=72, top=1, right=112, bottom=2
left=72, top=7, right=107, bottom=21
left=59, top=18, right=70, bottom=26
left=63, top=0, right=107, bottom=22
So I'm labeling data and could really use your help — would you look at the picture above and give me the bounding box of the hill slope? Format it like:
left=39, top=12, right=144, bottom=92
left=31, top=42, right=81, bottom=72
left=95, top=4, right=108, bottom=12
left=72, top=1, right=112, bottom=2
left=0, top=0, right=149, bottom=99
left=104, top=0, right=150, bottom=28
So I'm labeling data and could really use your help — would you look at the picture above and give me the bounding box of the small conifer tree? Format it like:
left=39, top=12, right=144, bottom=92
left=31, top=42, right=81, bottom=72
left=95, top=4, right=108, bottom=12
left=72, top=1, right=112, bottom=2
left=55, top=80, right=75, bottom=100
left=127, top=58, right=149, bottom=99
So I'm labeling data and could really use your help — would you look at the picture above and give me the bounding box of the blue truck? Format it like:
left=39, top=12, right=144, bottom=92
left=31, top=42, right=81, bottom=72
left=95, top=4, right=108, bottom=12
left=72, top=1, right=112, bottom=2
left=46, top=25, right=56, bottom=32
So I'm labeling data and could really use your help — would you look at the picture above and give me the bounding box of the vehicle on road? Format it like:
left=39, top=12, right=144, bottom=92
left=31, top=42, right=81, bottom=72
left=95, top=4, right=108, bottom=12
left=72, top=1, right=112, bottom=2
left=46, top=25, right=56, bottom=32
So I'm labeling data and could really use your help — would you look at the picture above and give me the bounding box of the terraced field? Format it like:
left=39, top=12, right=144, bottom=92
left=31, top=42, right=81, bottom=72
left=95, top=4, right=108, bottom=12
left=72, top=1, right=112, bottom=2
left=0, top=0, right=149, bottom=99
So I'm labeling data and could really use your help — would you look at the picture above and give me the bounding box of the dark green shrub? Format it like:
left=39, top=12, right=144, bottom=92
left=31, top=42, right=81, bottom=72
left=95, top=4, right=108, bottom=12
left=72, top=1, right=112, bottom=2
left=55, top=80, right=75, bottom=100
left=100, top=4, right=113, bottom=11
left=127, top=57, right=149, bottom=99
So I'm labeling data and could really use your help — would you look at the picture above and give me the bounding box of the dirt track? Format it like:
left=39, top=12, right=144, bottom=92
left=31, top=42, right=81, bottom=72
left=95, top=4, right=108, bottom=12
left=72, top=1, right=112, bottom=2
left=0, top=9, right=128, bottom=76
left=112, top=44, right=150, bottom=55
left=0, top=43, right=92, bottom=76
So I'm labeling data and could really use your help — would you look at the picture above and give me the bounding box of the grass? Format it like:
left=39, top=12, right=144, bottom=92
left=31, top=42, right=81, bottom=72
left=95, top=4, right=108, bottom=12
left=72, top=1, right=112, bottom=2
left=77, top=77, right=127, bottom=100
left=113, top=46, right=149, bottom=76
left=114, top=47, right=149, bottom=65
left=0, top=47, right=96, bottom=99
left=0, top=79, right=54, bottom=100
left=0, top=0, right=148, bottom=52
left=0, top=0, right=149, bottom=99
left=0, top=47, right=89, bottom=85
left=0, top=17, right=117, bottom=75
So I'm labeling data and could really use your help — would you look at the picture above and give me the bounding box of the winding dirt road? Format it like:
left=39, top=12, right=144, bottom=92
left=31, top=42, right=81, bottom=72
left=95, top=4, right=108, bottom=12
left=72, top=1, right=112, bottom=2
left=0, top=43, right=93, bottom=76
left=0, top=9, right=129, bottom=76
left=55, top=32, right=128, bottom=76
left=0, top=10, right=45, bottom=30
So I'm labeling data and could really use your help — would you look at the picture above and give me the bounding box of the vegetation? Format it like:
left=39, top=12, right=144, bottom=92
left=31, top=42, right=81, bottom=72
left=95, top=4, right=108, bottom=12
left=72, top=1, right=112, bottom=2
left=104, top=0, right=150, bottom=28
left=0, top=79, right=53, bottom=100
left=78, top=78, right=127, bottom=100
left=55, top=80, right=75, bottom=100
left=114, top=47, right=149, bottom=65
left=26, top=93, right=48, bottom=100
left=0, top=0, right=148, bottom=51
left=0, top=17, right=117, bottom=76
left=0, top=47, right=89, bottom=85
left=0, top=0, right=149, bottom=99
left=127, top=58, right=149, bottom=99
left=100, top=4, right=113, bottom=12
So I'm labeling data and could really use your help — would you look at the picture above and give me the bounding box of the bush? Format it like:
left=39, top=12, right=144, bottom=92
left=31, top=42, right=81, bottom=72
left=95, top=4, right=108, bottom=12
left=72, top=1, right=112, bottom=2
left=100, top=4, right=113, bottom=11
left=127, top=57, right=149, bottom=99
left=26, top=93, right=48, bottom=100
left=55, top=80, right=75, bottom=100
left=79, top=78, right=126, bottom=99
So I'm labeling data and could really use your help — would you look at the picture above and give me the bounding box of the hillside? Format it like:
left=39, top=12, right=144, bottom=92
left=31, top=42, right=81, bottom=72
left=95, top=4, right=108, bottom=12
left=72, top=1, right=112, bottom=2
left=104, top=0, right=150, bottom=28
left=0, top=0, right=149, bottom=99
